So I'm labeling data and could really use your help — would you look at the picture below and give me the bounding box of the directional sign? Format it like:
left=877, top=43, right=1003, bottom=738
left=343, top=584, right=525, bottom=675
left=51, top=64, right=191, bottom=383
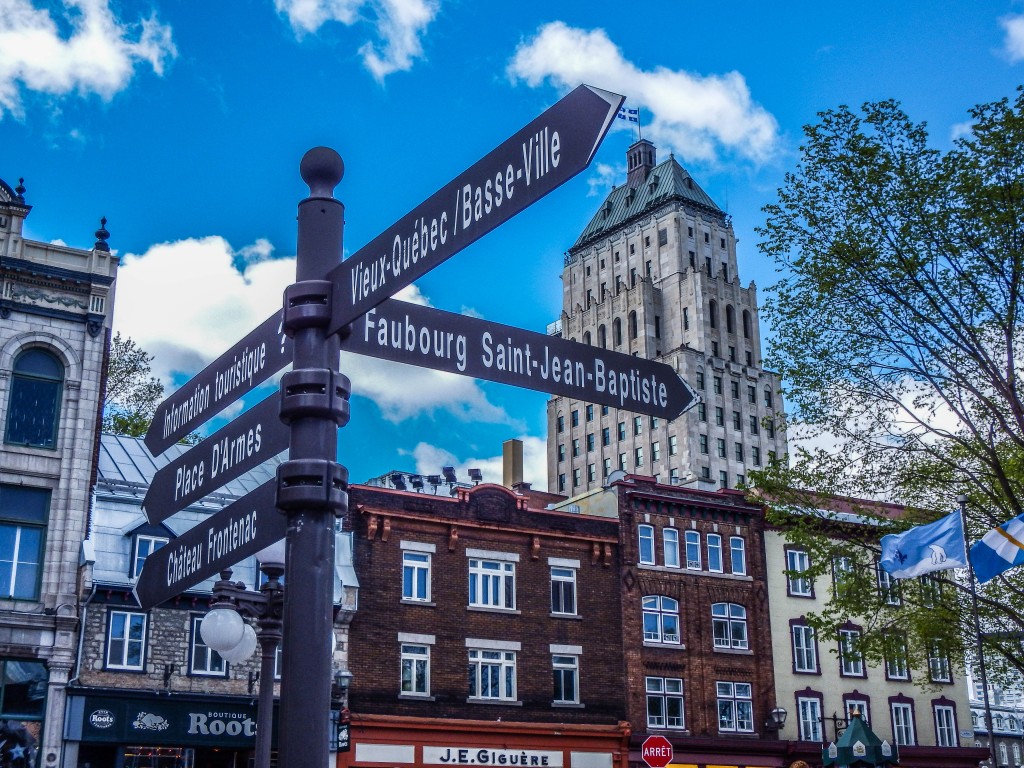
left=143, top=394, right=288, bottom=525
left=145, top=312, right=291, bottom=455
left=327, top=84, right=623, bottom=336
left=342, top=298, right=697, bottom=419
left=134, top=481, right=285, bottom=610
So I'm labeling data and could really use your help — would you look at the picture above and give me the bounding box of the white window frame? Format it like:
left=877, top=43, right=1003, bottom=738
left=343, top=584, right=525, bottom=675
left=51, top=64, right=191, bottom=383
left=716, top=681, right=753, bottom=733
left=730, top=536, right=747, bottom=575
left=840, top=629, right=864, bottom=676
left=467, top=552, right=517, bottom=611
left=550, top=564, right=578, bottom=616
left=706, top=534, right=723, bottom=573
left=787, top=549, right=812, bottom=596
left=663, top=528, right=680, bottom=568
left=928, top=641, right=952, bottom=683
left=934, top=705, right=957, bottom=747
left=552, top=652, right=579, bottom=705
left=892, top=702, right=915, bottom=745
left=845, top=699, right=869, bottom=724
left=642, top=595, right=680, bottom=644
left=467, top=643, right=518, bottom=702
left=107, top=610, right=147, bottom=671
left=792, top=625, right=817, bottom=673
left=886, top=635, right=910, bottom=680
left=638, top=525, right=655, bottom=565
left=133, top=534, right=168, bottom=579
left=402, top=549, right=432, bottom=602
left=400, top=642, right=431, bottom=696
left=712, top=603, right=748, bottom=649
left=646, top=677, right=685, bottom=729
left=798, top=696, right=823, bottom=742
left=190, top=615, right=226, bottom=677
left=685, top=530, right=701, bottom=570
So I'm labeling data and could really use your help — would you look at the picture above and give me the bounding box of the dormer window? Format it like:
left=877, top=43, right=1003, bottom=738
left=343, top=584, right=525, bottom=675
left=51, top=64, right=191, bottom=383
left=133, top=534, right=168, bottom=578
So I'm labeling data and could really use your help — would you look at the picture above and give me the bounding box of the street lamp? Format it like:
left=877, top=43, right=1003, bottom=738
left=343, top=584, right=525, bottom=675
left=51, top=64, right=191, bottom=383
left=764, top=706, right=788, bottom=737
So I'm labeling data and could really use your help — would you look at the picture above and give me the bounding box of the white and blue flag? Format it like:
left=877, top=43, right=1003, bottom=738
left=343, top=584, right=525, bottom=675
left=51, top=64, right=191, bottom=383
left=879, top=510, right=967, bottom=579
left=970, top=512, right=1024, bottom=583
left=617, top=106, right=639, bottom=123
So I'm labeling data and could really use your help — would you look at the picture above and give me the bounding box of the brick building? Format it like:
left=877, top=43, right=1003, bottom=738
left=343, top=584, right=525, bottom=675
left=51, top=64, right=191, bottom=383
left=340, top=481, right=630, bottom=768
left=0, top=176, right=117, bottom=767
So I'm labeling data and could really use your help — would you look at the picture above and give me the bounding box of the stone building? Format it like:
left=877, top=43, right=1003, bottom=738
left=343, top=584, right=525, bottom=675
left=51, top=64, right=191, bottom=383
left=65, top=432, right=358, bottom=768
left=340, top=481, right=630, bottom=768
left=547, top=140, right=788, bottom=495
left=0, top=176, right=117, bottom=768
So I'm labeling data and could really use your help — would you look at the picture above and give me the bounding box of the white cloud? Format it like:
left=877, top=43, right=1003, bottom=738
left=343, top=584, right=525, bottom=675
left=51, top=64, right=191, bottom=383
left=114, top=235, right=509, bottom=425
left=406, top=434, right=548, bottom=487
left=0, top=0, right=175, bottom=117
left=1001, top=14, right=1024, bottom=62
left=586, top=162, right=621, bottom=198
left=274, top=0, right=438, bottom=81
left=507, top=22, right=779, bottom=165
left=950, top=120, right=975, bottom=141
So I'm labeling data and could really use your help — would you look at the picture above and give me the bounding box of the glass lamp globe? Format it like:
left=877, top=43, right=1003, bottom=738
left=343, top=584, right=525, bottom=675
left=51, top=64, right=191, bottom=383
left=200, top=608, right=245, bottom=653
left=219, top=624, right=258, bottom=663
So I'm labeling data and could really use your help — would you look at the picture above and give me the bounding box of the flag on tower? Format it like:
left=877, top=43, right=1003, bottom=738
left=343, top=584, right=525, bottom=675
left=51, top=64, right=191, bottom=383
left=617, top=106, right=639, bottom=123
left=970, top=511, right=1024, bottom=583
left=878, top=510, right=967, bottom=578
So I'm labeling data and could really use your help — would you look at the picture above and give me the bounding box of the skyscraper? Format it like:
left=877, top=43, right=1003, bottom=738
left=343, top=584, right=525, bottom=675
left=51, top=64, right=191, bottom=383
left=547, top=140, right=787, bottom=494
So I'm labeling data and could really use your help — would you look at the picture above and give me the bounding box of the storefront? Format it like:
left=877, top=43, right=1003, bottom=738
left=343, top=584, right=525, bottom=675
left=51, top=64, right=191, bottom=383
left=63, top=690, right=276, bottom=768
left=338, top=715, right=630, bottom=768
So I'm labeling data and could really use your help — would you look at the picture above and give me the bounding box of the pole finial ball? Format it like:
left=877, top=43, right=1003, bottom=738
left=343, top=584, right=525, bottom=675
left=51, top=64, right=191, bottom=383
left=300, top=147, right=344, bottom=198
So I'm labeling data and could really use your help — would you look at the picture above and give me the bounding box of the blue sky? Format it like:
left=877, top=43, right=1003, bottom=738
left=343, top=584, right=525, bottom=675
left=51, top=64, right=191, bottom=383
left=3, top=0, right=1023, bottom=487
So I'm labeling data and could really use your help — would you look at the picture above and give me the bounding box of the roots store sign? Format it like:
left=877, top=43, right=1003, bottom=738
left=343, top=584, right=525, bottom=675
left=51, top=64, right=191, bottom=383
left=135, top=84, right=697, bottom=768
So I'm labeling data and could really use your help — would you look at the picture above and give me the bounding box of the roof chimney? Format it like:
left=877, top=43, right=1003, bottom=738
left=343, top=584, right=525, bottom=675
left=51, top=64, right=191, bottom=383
left=626, top=139, right=656, bottom=189
left=503, top=439, right=524, bottom=488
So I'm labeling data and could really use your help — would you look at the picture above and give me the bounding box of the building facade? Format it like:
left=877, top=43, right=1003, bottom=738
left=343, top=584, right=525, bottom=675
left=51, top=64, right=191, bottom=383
left=547, top=140, right=787, bottom=495
left=0, top=176, right=117, bottom=767
left=66, top=433, right=358, bottom=768
left=340, top=481, right=630, bottom=768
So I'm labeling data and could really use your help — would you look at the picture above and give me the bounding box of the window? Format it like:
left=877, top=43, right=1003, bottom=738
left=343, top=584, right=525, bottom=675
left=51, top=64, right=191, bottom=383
left=928, top=641, right=951, bottom=682
left=935, top=705, right=957, bottom=747
left=468, top=557, right=516, bottom=610
left=403, top=550, right=431, bottom=602
left=468, top=648, right=516, bottom=701
left=787, top=549, right=813, bottom=596
left=571, top=410, right=579, bottom=427
left=651, top=442, right=661, bottom=462
left=717, top=682, right=753, bottom=732
left=669, top=435, right=678, bottom=455
left=885, top=634, right=910, bottom=680
left=730, top=380, right=740, bottom=399
left=683, top=308, right=690, bottom=330
left=732, top=411, right=741, bottom=430
left=629, top=311, right=638, bottom=340
left=663, top=528, right=680, bottom=568
left=633, top=416, right=642, bottom=435
left=798, top=695, right=823, bottom=741
left=699, top=434, right=709, bottom=454
left=557, top=443, right=565, bottom=462
left=734, top=443, right=744, bottom=462
left=730, top=537, right=746, bottom=575
left=713, top=376, right=723, bottom=395
left=715, top=407, right=724, bottom=426
left=0, top=484, right=48, bottom=599
left=552, top=654, right=579, bottom=704
left=846, top=698, right=870, bottom=724
left=618, top=453, right=627, bottom=471
left=712, top=603, right=748, bottom=649
left=572, top=439, right=580, bottom=457
left=696, top=370, right=705, bottom=389
left=877, top=564, right=902, bottom=605
left=603, top=458, right=612, bottom=477
left=743, top=310, right=752, bottom=338
left=642, top=596, right=680, bottom=644
left=602, top=427, right=610, bottom=446
left=0, top=659, right=47, bottom=719
left=712, top=341, right=720, bottom=357
left=5, top=348, right=63, bottom=449
left=728, top=346, right=736, bottom=362
left=647, top=677, right=685, bottom=729
left=792, top=624, right=818, bottom=673
left=586, top=404, right=594, bottom=422
left=613, top=318, right=622, bottom=346
left=685, top=531, right=701, bottom=570
left=638, top=525, right=655, bottom=565
left=557, top=414, right=565, bottom=433
left=716, top=438, right=726, bottom=458
left=747, top=385, right=756, bottom=404
left=617, top=422, right=626, bottom=440
left=766, top=420, right=775, bottom=439
left=635, top=447, right=644, bottom=466
left=749, top=415, right=759, bottom=435
left=587, top=463, right=596, bottom=483
left=709, top=301, right=718, bottom=328
left=107, top=610, right=147, bottom=670
left=558, top=474, right=566, bottom=492
left=839, top=628, right=864, bottom=676
left=726, top=305, right=735, bottom=333
left=892, top=701, right=915, bottom=745
left=190, top=615, right=226, bottom=676
left=764, top=388, right=774, bottom=408
left=751, top=446, right=761, bottom=466
left=131, top=534, right=168, bottom=579
left=586, top=433, right=595, bottom=451
left=550, top=566, right=577, bottom=615
left=707, top=534, right=723, bottom=572
left=719, top=470, right=728, bottom=488
left=401, top=643, right=430, bottom=695
left=1000, top=743, right=1009, bottom=766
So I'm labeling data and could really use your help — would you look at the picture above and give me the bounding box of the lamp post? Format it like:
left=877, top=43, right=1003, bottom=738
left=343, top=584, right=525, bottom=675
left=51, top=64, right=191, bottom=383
left=763, top=706, right=788, bottom=738
left=200, top=543, right=285, bottom=768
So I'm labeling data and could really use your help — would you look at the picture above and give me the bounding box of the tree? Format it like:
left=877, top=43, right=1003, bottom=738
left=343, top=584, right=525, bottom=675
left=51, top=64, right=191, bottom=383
left=753, top=88, right=1024, bottom=679
left=102, top=332, right=164, bottom=438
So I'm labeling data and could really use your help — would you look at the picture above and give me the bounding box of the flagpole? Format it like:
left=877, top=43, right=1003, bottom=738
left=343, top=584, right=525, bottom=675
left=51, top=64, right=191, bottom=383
left=961, top=493, right=998, bottom=768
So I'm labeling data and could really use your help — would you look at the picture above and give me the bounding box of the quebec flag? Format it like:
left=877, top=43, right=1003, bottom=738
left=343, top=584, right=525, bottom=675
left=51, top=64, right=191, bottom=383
left=879, top=511, right=967, bottom=579
left=970, top=512, right=1024, bottom=583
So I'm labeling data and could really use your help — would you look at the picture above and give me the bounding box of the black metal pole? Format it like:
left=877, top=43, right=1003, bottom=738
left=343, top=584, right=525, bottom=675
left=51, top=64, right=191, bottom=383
left=277, top=148, right=349, bottom=768
left=256, top=565, right=283, bottom=768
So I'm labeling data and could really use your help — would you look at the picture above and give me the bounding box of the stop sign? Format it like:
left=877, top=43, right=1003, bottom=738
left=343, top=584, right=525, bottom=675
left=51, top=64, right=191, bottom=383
left=641, top=735, right=674, bottom=768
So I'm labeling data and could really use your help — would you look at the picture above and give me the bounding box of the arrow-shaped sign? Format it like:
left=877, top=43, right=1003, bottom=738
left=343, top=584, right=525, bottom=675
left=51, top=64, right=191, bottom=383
left=326, top=84, right=623, bottom=335
left=134, top=480, right=285, bottom=610
left=143, top=394, right=288, bottom=525
left=343, top=299, right=697, bottom=420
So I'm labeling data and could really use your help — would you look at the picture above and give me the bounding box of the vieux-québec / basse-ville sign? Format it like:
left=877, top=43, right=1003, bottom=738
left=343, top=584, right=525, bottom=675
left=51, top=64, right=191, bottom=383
left=135, top=85, right=696, bottom=615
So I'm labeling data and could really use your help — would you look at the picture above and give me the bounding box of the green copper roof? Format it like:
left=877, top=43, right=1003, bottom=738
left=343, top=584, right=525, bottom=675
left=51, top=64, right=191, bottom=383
left=822, top=712, right=899, bottom=767
left=571, top=157, right=723, bottom=252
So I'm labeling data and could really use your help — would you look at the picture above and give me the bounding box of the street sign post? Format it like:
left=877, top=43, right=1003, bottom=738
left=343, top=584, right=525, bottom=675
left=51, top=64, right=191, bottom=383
left=342, top=298, right=697, bottom=419
left=143, top=394, right=289, bottom=525
left=641, top=735, right=674, bottom=768
left=134, top=481, right=285, bottom=610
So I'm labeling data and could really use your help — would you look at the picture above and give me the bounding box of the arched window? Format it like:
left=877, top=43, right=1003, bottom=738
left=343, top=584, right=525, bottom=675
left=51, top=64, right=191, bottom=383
left=742, top=310, right=752, bottom=339
left=583, top=331, right=592, bottom=346
left=628, top=311, right=638, bottom=340
left=643, top=595, right=680, bottom=644
left=5, top=348, right=63, bottom=449
left=598, top=325, right=607, bottom=348
left=613, top=318, right=622, bottom=347
left=709, top=301, right=718, bottom=329
left=726, top=305, right=736, bottom=334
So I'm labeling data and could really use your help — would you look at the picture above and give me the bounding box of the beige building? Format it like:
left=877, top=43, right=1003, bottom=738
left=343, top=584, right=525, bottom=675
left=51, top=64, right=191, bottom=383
left=547, top=140, right=787, bottom=495
left=0, top=176, right=117, bottom=767
left=764, top=526, right=976, bottom=761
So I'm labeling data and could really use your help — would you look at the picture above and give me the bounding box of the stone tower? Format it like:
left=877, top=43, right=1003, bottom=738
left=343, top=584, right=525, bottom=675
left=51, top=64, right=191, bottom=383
left=546, top=142, right=787, bottom=494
